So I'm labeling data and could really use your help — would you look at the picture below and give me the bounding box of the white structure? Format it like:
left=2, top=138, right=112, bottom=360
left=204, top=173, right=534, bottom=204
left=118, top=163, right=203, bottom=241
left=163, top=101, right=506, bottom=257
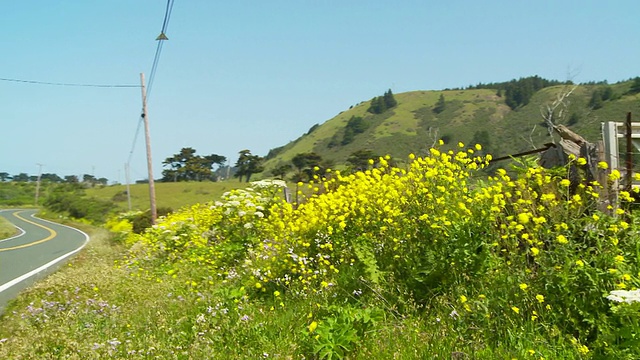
left=601, top=120, right=640, bottom=189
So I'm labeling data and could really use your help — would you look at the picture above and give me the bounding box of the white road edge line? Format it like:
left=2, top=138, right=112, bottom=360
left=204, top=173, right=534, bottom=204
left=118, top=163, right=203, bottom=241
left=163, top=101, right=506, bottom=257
left=0, top=210, right=91, bottom=293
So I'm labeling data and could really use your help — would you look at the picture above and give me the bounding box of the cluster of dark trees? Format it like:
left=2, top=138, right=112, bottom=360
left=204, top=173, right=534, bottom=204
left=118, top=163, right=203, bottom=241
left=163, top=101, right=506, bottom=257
left=271, top=149, right=392, bottom=183
left=469, top=76, right=568, bottom=110
left=161, top=147, right=266, bottom=183
left=583, top=77, right=640, bottom=110
left=161, top=147, right=226, bottom=182
left=367, top=89, right=398, bottom=114
left=589, top=86, right=617, bottom=110
left=327, top=115, right=372, bottom=148
left=271, top=152, right=329, bottom=183
left=0, top=172, right=108, bottom=186
left=630, top=77, right=640, bottom=94
left=341, top=116, right=368, bottom=146
left=433, top=94, right=446, bottom=114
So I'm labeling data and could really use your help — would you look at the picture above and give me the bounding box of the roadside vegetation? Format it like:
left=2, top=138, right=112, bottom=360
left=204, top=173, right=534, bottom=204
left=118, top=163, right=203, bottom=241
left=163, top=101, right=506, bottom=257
left=1, top=143, right=639, bottom=359
left=0, top=216, right=16, bottom=239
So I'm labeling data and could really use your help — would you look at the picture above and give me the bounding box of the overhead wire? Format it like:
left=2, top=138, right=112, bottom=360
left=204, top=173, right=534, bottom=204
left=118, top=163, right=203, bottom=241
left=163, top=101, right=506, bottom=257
left=147, top=0, right=175, bottom=98
left=0, top=77, right=139, bottom=88
left=127, top=0, right=175, bottom=172
left=127, top=117, right=145, bottom=165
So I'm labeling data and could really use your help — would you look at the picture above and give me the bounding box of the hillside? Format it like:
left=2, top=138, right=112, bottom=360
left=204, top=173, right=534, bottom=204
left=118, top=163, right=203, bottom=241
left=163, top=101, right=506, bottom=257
left=262, top=79, right=640, bottom=176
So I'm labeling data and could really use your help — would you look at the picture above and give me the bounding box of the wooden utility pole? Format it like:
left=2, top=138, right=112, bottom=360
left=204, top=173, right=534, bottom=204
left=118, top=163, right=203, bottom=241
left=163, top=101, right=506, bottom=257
left=34, top=163, right=43, bottom=206
left=140, top=73, right=157, bottom=224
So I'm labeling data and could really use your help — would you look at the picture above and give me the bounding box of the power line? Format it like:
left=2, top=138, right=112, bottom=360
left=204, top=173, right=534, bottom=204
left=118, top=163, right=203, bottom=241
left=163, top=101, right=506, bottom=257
left=147, top=0, right=175, bottom=98
left=127, top=116, right=145, bottom=165
left=161, top=0, right=175, bottom=34
left=0, top=77, right=139, bottom=88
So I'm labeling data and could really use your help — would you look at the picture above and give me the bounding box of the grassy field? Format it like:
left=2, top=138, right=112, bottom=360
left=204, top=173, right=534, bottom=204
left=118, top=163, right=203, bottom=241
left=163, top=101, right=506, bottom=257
left=0, top=216, right=17, bottom=239
left=85, top=180, right=251, bottom=212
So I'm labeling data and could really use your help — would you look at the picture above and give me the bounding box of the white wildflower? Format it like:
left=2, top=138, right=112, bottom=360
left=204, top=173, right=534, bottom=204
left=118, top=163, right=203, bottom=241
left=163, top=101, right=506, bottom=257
left=607, top=289, right=640, bottom=304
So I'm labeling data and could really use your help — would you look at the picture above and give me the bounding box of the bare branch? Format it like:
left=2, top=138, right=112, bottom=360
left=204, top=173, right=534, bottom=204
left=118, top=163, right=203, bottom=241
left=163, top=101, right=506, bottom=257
left=540, top=84, right=579, bottom=139
left=426, top=127, right=440, bottom=148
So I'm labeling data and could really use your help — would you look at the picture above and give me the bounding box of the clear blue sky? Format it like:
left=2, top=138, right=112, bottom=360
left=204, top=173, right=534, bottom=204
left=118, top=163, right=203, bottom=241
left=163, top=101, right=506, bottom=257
left=2, top=1, right=639, bottom=182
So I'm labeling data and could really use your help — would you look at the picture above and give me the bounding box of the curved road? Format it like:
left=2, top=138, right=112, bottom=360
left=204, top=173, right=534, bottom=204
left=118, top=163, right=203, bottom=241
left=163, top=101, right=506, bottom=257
left=0, top=209, right=89, bottom=312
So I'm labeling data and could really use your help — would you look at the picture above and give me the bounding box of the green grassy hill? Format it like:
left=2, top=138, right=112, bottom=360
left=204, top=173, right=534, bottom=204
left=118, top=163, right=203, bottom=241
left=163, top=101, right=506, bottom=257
left=262, top=79, right=640, bottom=176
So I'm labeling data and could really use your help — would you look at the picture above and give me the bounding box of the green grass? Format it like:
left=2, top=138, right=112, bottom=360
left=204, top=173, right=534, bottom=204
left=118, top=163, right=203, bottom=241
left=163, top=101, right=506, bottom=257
left=0, top=216, right=17, bottom=239
left=84, top=180, right=249, bottom=212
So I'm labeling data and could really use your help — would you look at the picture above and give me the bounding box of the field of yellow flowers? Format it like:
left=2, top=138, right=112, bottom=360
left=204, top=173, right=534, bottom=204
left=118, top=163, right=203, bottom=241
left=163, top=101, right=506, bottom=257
left=1, top=142, right=639, bottom=359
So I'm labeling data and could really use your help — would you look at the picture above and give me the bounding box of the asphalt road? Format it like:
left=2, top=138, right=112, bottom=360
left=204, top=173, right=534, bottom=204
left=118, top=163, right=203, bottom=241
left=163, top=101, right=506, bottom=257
left=0, top=209, right=89, bottom=313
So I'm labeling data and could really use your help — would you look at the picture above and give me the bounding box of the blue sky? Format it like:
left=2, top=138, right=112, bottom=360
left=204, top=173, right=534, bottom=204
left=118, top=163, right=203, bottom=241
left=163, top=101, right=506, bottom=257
left=1, top=1, right=639, bottom=182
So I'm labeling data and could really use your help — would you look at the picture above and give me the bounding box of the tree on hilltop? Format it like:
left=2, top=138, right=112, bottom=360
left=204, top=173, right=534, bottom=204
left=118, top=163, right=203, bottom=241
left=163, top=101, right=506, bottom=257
left=367, top=89, right=398, bottom=114
left=383, top=89, right=397, bottom=108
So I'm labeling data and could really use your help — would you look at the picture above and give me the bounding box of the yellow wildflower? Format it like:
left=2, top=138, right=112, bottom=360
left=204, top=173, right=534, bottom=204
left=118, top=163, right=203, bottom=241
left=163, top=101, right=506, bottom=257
left=609, top=170, right=621, bottom=181
left=308, top=321, right=318, bottom=333
left=557, top=235, right=568, bottom=244
left=519, top=283, right=528, bottom=291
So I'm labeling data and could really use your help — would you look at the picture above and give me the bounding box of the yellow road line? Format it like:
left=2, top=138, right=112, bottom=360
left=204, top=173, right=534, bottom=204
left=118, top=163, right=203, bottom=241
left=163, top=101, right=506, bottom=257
left=0, top=211, right=57, bottom=252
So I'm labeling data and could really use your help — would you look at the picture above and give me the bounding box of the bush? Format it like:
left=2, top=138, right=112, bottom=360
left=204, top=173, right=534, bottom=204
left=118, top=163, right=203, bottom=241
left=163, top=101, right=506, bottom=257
left=43, top=184, right=116, bottom=223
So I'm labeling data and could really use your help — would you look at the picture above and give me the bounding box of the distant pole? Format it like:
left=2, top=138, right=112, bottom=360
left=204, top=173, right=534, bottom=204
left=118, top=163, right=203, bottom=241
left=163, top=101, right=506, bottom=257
left=140, top=72, right=158, bottom=223
left=125, top=163, right=132, bottom=211
left=625, top=112, right=633, bottom=192
left=34, top=163, right=43, bottom=206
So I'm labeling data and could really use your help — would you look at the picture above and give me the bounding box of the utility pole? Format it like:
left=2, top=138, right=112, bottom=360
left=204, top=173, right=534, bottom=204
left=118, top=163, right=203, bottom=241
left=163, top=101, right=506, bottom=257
left=140, top=72, right=158, bottom=224
left=34, top=163, right=43, bottom=206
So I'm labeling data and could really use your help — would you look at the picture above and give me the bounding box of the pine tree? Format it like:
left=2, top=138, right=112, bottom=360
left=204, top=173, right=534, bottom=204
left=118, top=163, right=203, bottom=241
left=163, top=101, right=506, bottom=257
left=383, top=89, right=397, bottom=108
left=433, top=94, right=446, bottom=114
